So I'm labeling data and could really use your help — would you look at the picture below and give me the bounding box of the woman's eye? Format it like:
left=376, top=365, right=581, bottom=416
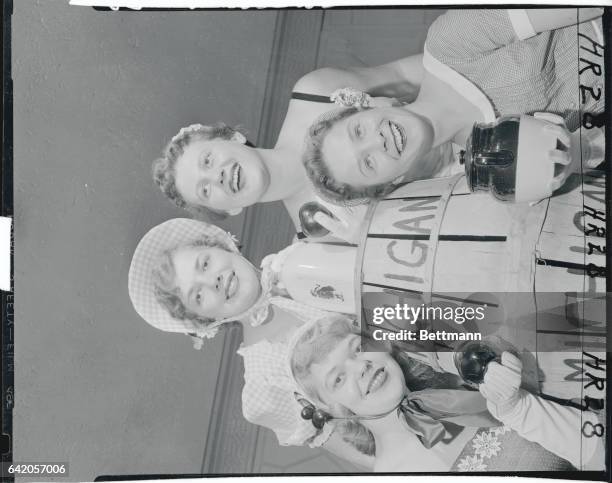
left=355, top=124, right=364, bottom=138
left=195, top=292, right=202, bottom=304
left=201, top=184, right=211, bottom=199
left=363, top=156, right=375, bottom=171
left=202, top=153, right=212, bottom=168
left=334, top=374, right=345, bottom=388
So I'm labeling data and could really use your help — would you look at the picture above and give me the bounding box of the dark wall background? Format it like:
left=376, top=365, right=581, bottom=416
left=13, top=1, right=276, bottom=479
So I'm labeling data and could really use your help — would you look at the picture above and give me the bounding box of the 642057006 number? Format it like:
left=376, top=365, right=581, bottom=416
left=2, top=463, right=68, bottom=477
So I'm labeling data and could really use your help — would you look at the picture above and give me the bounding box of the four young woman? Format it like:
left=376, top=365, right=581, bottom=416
left=128, top=8, right=605, bottom=473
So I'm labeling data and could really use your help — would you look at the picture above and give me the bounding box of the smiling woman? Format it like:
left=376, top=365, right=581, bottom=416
left=321, top=107, right=435, bottom=189
left=156, top=242, right=262, bottom=322
left=153, top=123, right=271, bottom=218
left=303, top=9, right=605, bottom=208
left=173, top=137, right=271, bottom=216
left=303, top=331, right=407, bottom=417
left=303, top=107, right=448, bottom=204
left=128, top=217, right=333, bottom=344
left=129, top=218, right=273, bottom=341
left=288, top=315, right=602, bottom=472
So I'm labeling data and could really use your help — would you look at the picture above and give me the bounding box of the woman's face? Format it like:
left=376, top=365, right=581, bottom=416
left=321, top=107, right=434, bottom=189
left=170, top=245, right=261, bottom=320
left=174, top=139, right=271, bottom=213
left=306, top=333, right=406, bottom=417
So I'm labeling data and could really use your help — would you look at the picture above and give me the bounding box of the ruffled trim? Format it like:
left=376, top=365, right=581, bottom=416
left=260, top=243, right=302, bottom=292
left=308, top=422, right=335, bottom=448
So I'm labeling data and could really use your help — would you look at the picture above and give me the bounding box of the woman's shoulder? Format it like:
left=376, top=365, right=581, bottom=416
left=292, top=67, right=358, bottom=98
left=239, top=339, right=288, bottom=374
left=425, top=9, right=518, bottom=64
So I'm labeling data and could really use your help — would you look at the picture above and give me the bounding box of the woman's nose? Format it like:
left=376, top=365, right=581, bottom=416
left=217, top=167, right=225, bottom=187
left=199, top=272, right=223, bottom=292
left=360, top=131, right=385, bottom=152
left=347, top=357, right=371, bottom=377
left=201, top=164, right=225, bottom=187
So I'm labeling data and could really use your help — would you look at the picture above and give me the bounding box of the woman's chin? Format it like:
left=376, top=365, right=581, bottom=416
left=228, top=299, right=255, bottom=318
left=371, top=170, right=405, bottom=188
left=359, top=400, right=399, bottom=418
left=362, top=392, right=404, bottom=417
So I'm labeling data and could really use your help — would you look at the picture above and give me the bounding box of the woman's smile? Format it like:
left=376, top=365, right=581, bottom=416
left=174, top=138, right=270, bottom=212
left=388, top=120, right=406, bottom=156
left=365, top=367, right=388, bottom=396
left=228, top=162, right=243, bottom=194
left=377, top=119, right=407, bottom=159
left=322, top=106, right=434, bottom=189
left=306, top=334, right=406, bottom=417
left=170, top=245, right=262, bottom=319
left=224, top=270, right=239, bottom=299
left=217, top=161, right=243, bottom=196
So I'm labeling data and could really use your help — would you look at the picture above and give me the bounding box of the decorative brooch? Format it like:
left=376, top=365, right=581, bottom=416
left=330, top=87, right=372, bottom=109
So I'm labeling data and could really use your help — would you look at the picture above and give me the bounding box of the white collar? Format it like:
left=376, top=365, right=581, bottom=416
left=423, top=47, right=497, bottom=125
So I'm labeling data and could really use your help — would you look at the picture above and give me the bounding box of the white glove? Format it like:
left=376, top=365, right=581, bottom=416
left=534, top=113, right=605, bottom=193
left=312, top=204, right=367, bottom=245
left=479, top=352, right=524, bottom=421
left=479, top=351, right=603, bottom=469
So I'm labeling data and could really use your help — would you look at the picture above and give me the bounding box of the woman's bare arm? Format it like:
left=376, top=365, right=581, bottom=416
left=293, top=54, right=424, bottom=100
left=289, top=8, right=604, bottom=99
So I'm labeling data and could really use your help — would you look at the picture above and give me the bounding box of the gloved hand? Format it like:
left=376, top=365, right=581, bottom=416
left=533, top=113, right=605, bottom=195
left=479, top=351, right=524, bottom=421
left=480, top=351, right=604, bottom=469
left=312, top=204, right=368, bottom=245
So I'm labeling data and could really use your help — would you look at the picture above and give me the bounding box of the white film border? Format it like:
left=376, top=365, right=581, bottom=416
left=0, top=217, right=11, bottom=292
left=67, top=1, right=612, bottom=9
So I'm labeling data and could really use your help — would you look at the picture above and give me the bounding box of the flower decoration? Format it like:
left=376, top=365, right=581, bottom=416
left=472, top=431, right=502, bottom=459
left=457, top=455, right=488, bottom=472
left=330, top=87, right=372, bottom=109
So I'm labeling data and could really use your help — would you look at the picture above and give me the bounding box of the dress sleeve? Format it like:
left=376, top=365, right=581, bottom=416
left=495, top=391, right=604, bottom=469
left=238, top=341, right=334, bottom=448
left=241, top=374, right=333, bottom=447
left=425, top=9, right=527, bottom=65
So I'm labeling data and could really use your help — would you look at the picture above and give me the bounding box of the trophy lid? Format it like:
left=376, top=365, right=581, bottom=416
left=462, top=117, right=520, bottom=200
